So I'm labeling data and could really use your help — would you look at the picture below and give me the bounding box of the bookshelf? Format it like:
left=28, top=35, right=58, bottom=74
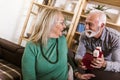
left=18, top=0, right=120, bottom=51
left=18, top=0, right=84, bottom=45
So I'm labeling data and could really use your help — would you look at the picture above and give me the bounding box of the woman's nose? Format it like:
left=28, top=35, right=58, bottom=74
left=63, top=24, right=66, bottom=29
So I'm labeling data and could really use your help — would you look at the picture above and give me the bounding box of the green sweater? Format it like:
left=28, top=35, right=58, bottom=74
left=22, top=36, right=68, bottom=80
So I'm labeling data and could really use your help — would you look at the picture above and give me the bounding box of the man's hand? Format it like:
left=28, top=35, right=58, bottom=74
left=91, top=55, right=106, bottom=68
left=78, top=59, right=87, bottom=70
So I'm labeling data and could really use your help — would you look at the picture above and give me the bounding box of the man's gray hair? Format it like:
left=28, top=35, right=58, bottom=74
left=90, top=10, right=107, bottom=26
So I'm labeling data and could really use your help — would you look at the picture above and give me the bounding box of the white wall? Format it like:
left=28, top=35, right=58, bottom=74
left=0, top=0, right=26, bottom=44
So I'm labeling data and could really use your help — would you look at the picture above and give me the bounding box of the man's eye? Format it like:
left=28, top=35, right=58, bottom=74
left=88, top=23, right=93, bottom=26
left=85, top=22, right=93, bottom=27
left=60, top=22, right=65, bottom=25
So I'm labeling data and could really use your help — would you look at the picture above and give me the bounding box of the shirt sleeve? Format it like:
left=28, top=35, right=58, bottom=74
left=105, top=36, right=120, bottom=72
left=22, top=42, right=37, bottom=80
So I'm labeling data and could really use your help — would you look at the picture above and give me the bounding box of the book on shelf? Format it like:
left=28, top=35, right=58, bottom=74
left=77, top=23, right=85, bottom=32
left=64, top=0, right=78, bottom=12
left=51, top=0, right=78, bottom=12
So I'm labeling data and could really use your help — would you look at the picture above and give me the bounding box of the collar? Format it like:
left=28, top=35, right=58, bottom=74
left=100, top=27, right=106, bottom=41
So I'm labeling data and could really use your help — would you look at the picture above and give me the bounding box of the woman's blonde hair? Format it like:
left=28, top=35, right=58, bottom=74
left=30, top=7, right=62, bottom=45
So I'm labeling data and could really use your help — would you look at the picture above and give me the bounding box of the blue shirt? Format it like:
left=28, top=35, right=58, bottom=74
left=75, top=27, right=120, bottom=72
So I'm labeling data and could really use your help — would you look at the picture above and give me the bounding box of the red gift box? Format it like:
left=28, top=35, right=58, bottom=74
left=82, top=53, right=94, bottom=69
left=82, top=47, right=103, bottom=70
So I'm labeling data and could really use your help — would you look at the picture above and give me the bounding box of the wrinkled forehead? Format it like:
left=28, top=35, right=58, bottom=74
left=56, top=13, right=64, bottom=21
left=86, top=13, right=99, bottom=23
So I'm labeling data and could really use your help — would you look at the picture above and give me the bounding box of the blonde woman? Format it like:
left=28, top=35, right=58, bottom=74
left=22, top=7, right=68, bottom=80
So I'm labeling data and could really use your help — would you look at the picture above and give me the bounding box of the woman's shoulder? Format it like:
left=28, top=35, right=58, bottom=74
left=59, top=35, right=66, bottom=40
left=26, top=41, right=40, bottom=49
left=58, top=35, right=67, bottom=42
left=26, top=41, right=35, bottom=46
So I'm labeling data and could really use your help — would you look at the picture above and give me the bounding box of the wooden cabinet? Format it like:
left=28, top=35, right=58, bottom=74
left=18, top=0, right=85, bottom=45
left=69, top=0, right=120, bottom=53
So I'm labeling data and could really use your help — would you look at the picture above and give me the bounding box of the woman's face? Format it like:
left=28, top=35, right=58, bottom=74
left=50, top=14, right=66, bottom=38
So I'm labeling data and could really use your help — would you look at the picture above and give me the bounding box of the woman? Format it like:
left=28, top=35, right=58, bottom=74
left=22, top=6, right=95, bottom=80
left=22, top=7, right=68, bottom=80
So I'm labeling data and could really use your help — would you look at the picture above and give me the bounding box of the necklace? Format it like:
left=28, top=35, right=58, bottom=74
left=40, top=39, right=58, bottom=64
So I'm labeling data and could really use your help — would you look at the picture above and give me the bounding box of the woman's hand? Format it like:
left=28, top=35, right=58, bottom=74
left=75, top=72, right=95, bottom=80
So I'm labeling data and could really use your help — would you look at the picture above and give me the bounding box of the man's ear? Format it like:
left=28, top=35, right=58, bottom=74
left=101, top=23, right=105, bottom=29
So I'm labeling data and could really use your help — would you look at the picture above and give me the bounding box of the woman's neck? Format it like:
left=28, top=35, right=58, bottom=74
left=48, top=33, right=60, bottom=38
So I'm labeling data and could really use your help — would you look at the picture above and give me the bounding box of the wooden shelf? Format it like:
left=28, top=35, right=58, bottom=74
left=34, top=2, right=74, bottom=15
left=34, top=2, right=52, bottom=8
left=22, top=37, right=30, bottom=41
left=106, top=22, right=120, bottom=31
left=89, top=0, right=120, bottom=7
left=18, top=0, right=83, bottom=45
left=60, top=10, right=74, bottom=15
left=31, top=11, right=37, bottom=15
left=75, top=31, right=81, bottom=35
left=80, top=14, right=87, bottom=18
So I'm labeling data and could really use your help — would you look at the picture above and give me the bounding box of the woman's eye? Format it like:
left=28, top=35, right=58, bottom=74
left=57, top=20, right=66, bottom=26
left=61, top=22, right=64, bottom=25
left=60, top=22, right=65, bottom=25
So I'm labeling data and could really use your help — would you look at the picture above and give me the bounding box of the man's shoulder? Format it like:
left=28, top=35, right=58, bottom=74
left=106, top=27, right=120, bottom=37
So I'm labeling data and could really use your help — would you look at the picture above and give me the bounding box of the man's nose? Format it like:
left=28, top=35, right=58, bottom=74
left=85, top=24, right=90, bottom=30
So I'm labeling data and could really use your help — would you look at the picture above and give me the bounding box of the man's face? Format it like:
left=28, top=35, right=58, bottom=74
left=85, top=14, right=100, bottom=32
left=85, top=15, right=101, bottom=38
